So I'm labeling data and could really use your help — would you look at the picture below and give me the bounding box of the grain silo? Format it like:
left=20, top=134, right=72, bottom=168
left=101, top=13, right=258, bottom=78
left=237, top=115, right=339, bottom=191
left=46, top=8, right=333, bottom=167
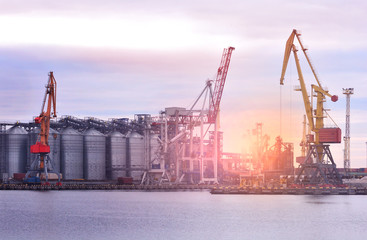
left=5, top=126, right=28, bottom=178
left=60, top=127, right=83, bottom=180
left=83, top=128, right=106, bottom=180
left=0, top=131, right=6, bottom=179
left=127, top=132, right=145, bottom=181
left=106, top=131, right=127, bottom=180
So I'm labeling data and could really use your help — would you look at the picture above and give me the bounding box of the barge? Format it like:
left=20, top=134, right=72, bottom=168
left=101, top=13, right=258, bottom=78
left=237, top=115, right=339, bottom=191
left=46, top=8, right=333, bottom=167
left=210, top=186, right=367, bottom=195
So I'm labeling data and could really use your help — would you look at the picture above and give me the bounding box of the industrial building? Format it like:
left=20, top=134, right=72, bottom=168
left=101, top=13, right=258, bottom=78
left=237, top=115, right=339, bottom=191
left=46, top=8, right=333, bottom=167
left=0, top=112, right=221, bottom=184
left=0, top=114, right=298, bottom=186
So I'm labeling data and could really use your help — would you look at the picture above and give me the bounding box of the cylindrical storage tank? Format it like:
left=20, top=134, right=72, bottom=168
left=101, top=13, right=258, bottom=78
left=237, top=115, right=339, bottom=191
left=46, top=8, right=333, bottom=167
left=127, top=132, right=145, bottom=181
left=60, top=127, right=83, bottom=180
left=83, top=129, right=106, bottom=180
left=27, top=127, right=60, bottom=173
left=5, top=126, right=28, bottom=177
left=0, top=131, right=6, bottom=175
left=106, top=131, right=127, bottom=180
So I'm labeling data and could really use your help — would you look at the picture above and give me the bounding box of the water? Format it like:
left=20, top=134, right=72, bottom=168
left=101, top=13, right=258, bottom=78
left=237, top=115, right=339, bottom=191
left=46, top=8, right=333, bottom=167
left=0, top=190, right=366, bottom=240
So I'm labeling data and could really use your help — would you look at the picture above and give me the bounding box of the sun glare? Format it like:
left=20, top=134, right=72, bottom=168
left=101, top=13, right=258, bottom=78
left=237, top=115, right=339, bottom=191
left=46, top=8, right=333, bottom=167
left=0, top=14, right=233, bottom=50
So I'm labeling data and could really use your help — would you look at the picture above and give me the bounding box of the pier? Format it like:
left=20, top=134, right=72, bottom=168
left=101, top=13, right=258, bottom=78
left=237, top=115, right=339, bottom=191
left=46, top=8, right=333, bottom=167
left=1, top=183, right=367, bottom=195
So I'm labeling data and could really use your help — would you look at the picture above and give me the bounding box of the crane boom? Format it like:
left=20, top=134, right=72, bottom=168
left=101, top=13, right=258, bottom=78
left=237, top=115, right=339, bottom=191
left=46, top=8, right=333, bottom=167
left=281, top=29, right=322, bottom=87
left=208, top=46, right=235, bottom=123
left=280, top=31, right=296, bottom=85
left=280, top=29, right=338, bottom=144
left=31, top=72, right=57, bottom=154
left=290, top=44, right=315, bottom=132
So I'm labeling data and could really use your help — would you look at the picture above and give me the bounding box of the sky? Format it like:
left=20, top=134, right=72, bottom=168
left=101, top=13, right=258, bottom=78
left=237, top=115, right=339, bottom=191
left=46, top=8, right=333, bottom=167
left=0, top=0, right=366, bottom=167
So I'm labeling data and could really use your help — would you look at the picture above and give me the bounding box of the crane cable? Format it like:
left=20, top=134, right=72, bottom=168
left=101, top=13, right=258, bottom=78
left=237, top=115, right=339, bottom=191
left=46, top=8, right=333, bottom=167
left=280, top=55, right=293, bottom=138
left=324, top=110, right=340, bottom=129
left=280, top=84, right=282, bottom=137
left=290, top=54, right=293, bottom=139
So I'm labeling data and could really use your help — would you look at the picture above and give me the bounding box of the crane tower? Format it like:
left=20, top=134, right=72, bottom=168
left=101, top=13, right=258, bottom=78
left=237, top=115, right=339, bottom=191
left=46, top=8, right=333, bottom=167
left=343, top=88, right=354, bottom=174
left=280, top=29, right=342, bottom=185
left=25, top=72, right=61, bottom=185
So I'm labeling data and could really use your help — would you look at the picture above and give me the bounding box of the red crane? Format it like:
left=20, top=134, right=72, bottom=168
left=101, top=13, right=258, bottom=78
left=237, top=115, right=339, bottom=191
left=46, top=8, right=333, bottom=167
left=208, top=47, right=235, bottom=123
left=25, top=72, right=61, bottom=185
left=30, top=72, right=57, bottom=155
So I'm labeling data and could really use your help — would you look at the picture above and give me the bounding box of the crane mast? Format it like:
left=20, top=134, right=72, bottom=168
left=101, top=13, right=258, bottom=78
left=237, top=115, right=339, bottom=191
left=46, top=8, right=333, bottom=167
left=300, top=115, right=307, bottom=157
left=280, top=29, right=342, bottom=185
left=25, top=72, right=61, bottom=185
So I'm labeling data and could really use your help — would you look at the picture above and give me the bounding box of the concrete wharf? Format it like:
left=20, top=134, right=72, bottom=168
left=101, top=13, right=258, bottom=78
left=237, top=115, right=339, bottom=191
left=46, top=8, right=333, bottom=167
left=1, top=183, right=366, bottom=195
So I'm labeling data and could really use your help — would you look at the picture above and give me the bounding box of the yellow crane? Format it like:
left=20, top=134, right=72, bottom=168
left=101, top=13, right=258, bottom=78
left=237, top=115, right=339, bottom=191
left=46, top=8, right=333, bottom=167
left=280, top=29, right=342, bottom=185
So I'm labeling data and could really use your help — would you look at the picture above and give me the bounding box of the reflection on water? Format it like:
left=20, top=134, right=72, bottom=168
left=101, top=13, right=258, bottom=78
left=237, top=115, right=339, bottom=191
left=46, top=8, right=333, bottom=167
left=305, top=195, right=350, bottom=205
left=0, top=191, right=366, bottom=240
left=306, top=201, right=336, bottom=204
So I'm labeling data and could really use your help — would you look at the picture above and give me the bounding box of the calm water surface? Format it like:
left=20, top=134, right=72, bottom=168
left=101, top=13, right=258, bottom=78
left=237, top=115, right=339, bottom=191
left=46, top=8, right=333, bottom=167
left=0, top=190, right=366, bottom=240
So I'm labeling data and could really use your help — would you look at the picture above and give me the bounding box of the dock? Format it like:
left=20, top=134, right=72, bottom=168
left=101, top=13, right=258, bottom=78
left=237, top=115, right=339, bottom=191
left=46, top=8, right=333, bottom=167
left=0, top=183, right=212, bottom=191
left=210, top=186, right=367, bottom=195
left=1, top=183, right=367, bottom=195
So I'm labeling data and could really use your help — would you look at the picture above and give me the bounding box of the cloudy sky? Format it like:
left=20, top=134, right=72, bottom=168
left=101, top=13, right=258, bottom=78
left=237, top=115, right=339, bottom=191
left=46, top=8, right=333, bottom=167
left=0, top=0, right=366, bottom=167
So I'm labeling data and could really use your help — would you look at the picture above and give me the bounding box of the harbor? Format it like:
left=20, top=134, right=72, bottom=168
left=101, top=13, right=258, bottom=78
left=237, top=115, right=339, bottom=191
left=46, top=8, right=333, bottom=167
left=1, top=1, right=367, bottom=240
left=1, top=182, right=367, bottom=195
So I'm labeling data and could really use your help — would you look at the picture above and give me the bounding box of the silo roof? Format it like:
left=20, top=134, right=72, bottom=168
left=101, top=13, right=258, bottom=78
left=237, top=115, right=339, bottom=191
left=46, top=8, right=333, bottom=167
left=6, top=126, right=27, bottom=134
